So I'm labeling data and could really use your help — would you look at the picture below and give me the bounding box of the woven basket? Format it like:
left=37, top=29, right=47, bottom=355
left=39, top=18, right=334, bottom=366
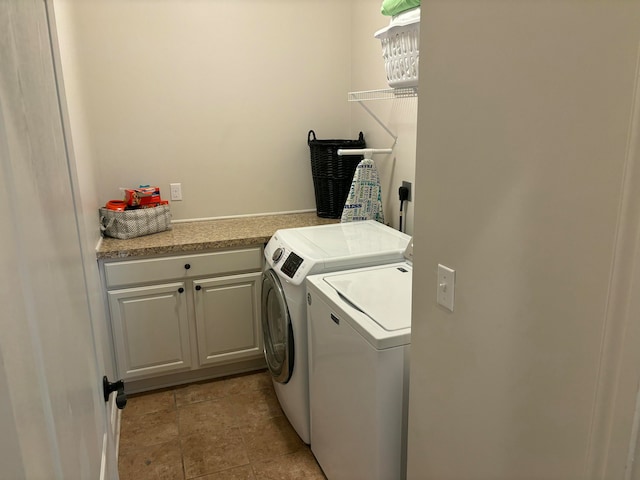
left=307, top=130, right=366, bottom=218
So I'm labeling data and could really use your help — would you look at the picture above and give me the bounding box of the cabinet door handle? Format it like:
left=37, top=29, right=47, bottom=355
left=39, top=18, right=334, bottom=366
left=184, top=264, right=191, bottom=270
left=195, top=285, right=202, bottom=291
left=178, top=287, right=184, bottom=293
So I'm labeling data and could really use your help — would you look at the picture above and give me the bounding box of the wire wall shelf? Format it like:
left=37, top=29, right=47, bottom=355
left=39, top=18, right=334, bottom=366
left=347, top=87, right=418, bottom=102
left=347, top=87, right=418, bottom=144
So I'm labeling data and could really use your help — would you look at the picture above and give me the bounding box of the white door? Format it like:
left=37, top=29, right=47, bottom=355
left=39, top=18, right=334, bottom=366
left=0, top=1, right=117, bottom=478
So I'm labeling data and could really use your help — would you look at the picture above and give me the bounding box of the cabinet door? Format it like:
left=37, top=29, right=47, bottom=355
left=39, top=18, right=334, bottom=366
left=108, top=282, right=191, bottom=379
left=194, top=272, right=262, bottom=367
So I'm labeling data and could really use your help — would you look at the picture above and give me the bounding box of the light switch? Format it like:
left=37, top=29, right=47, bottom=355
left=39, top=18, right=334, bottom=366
left=437, top=264, right=455, bottom=311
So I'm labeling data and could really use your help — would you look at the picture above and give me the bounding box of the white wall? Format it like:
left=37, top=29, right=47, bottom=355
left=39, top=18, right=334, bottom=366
left=54, top=0, right=417, bottom=229
left=54, top=0, right=354, bottom=221
left=408, top=1, right=640, bottom=478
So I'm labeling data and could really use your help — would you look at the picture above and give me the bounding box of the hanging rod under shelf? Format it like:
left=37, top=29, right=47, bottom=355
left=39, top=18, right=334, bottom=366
left=338, top=148, right=393, bottom=159
left=348, top=87, right=418, bottom=102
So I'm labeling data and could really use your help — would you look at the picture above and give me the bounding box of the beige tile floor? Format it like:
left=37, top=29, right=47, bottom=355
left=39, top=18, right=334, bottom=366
left=118, top=369, right=327, bottom=480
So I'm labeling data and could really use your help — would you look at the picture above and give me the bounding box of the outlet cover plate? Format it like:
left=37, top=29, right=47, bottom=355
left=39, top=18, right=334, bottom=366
left=170, top=183, right=182, bottom=201
left=402, top=181, right=412, bottom=201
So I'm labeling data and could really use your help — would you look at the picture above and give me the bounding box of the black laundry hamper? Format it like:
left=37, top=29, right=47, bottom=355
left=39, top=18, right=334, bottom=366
left=307, top=130, right=366, bottom=218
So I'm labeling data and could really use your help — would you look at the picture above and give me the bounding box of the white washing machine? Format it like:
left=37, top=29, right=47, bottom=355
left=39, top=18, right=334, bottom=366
left=261, top=221, right=410, bottom=444
left=306, top=242, right=413, bottom=480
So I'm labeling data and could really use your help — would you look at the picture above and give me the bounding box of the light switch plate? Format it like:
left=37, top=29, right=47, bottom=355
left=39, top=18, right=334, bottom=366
left=437, top=264, right=455, bottom=312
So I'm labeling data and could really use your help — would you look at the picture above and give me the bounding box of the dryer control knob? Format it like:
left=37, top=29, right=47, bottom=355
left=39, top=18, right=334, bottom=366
left=272, top=247, right=284, bottom=263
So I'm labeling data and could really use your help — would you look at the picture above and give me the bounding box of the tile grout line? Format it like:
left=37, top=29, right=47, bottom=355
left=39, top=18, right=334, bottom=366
left=173, top=388, right=188, bottom=480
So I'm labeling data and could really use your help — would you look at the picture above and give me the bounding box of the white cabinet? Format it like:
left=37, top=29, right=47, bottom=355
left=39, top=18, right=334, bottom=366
left=102, top=247, right=263, bottom=382
left=194, top=272, right=262, bottom=366
left=108, top=282, right=191, bottom=379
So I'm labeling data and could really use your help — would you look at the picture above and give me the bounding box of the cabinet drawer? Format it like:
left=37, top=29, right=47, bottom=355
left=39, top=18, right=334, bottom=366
left=104, top=247, right=262, bottom=288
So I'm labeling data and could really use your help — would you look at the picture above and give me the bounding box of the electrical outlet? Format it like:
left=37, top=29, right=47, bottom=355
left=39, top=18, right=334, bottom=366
left=402, top=181, right=412, bottom=201
left=170, top=183, right=182, bottom=201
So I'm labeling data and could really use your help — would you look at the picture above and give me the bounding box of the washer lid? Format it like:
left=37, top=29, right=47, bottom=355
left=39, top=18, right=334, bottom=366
left=325, top=264, right=412, bottom=332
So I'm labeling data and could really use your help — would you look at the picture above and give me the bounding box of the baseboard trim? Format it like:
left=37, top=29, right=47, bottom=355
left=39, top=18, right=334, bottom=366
left=171, top=209, right=316, bottom=224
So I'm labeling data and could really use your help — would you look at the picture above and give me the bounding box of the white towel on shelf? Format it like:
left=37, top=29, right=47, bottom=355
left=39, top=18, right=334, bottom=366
left=341, top=159, right=385, bottom=223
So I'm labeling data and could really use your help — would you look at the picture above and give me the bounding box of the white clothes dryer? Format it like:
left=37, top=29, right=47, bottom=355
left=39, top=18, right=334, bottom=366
left=306, top=242, right=413, bottom=480
left=261, top=221, right=409, bottom=444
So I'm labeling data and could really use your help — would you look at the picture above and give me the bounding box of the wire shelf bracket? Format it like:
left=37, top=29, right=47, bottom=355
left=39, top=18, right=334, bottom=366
left=347, top=87, right=418, bottom=148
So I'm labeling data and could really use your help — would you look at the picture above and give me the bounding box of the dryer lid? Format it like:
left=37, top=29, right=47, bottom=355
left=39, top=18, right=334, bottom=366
left=266, top=221, right=410, bottom=285
left=325, top=264, right=412, bottom=332
left=285, top=220, right=409, bottom=261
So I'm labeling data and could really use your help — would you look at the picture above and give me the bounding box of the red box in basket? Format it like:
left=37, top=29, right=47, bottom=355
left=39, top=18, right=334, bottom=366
left=124, top=186, right=162, bottom=207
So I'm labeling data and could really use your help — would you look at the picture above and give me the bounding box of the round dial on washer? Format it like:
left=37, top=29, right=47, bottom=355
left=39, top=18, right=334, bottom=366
left=272, top=247, right=284, bottom=263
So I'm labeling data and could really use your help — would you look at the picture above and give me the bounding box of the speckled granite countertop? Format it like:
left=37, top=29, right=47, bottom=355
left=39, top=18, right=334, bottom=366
left=97, top=212, right=338, bottom=260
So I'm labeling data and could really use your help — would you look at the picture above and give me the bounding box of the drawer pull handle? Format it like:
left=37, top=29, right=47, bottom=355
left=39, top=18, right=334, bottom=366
left=184, top=264, right=191, bottom=270
left=178, top=287, right=184, bottom=293
left=195, top=285, right=202, bottom=291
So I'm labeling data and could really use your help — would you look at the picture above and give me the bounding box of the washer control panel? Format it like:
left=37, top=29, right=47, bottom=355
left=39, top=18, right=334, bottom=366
left=264, top=233, right=313, bottom=285
left=281, top=252, right=304, bottom=278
